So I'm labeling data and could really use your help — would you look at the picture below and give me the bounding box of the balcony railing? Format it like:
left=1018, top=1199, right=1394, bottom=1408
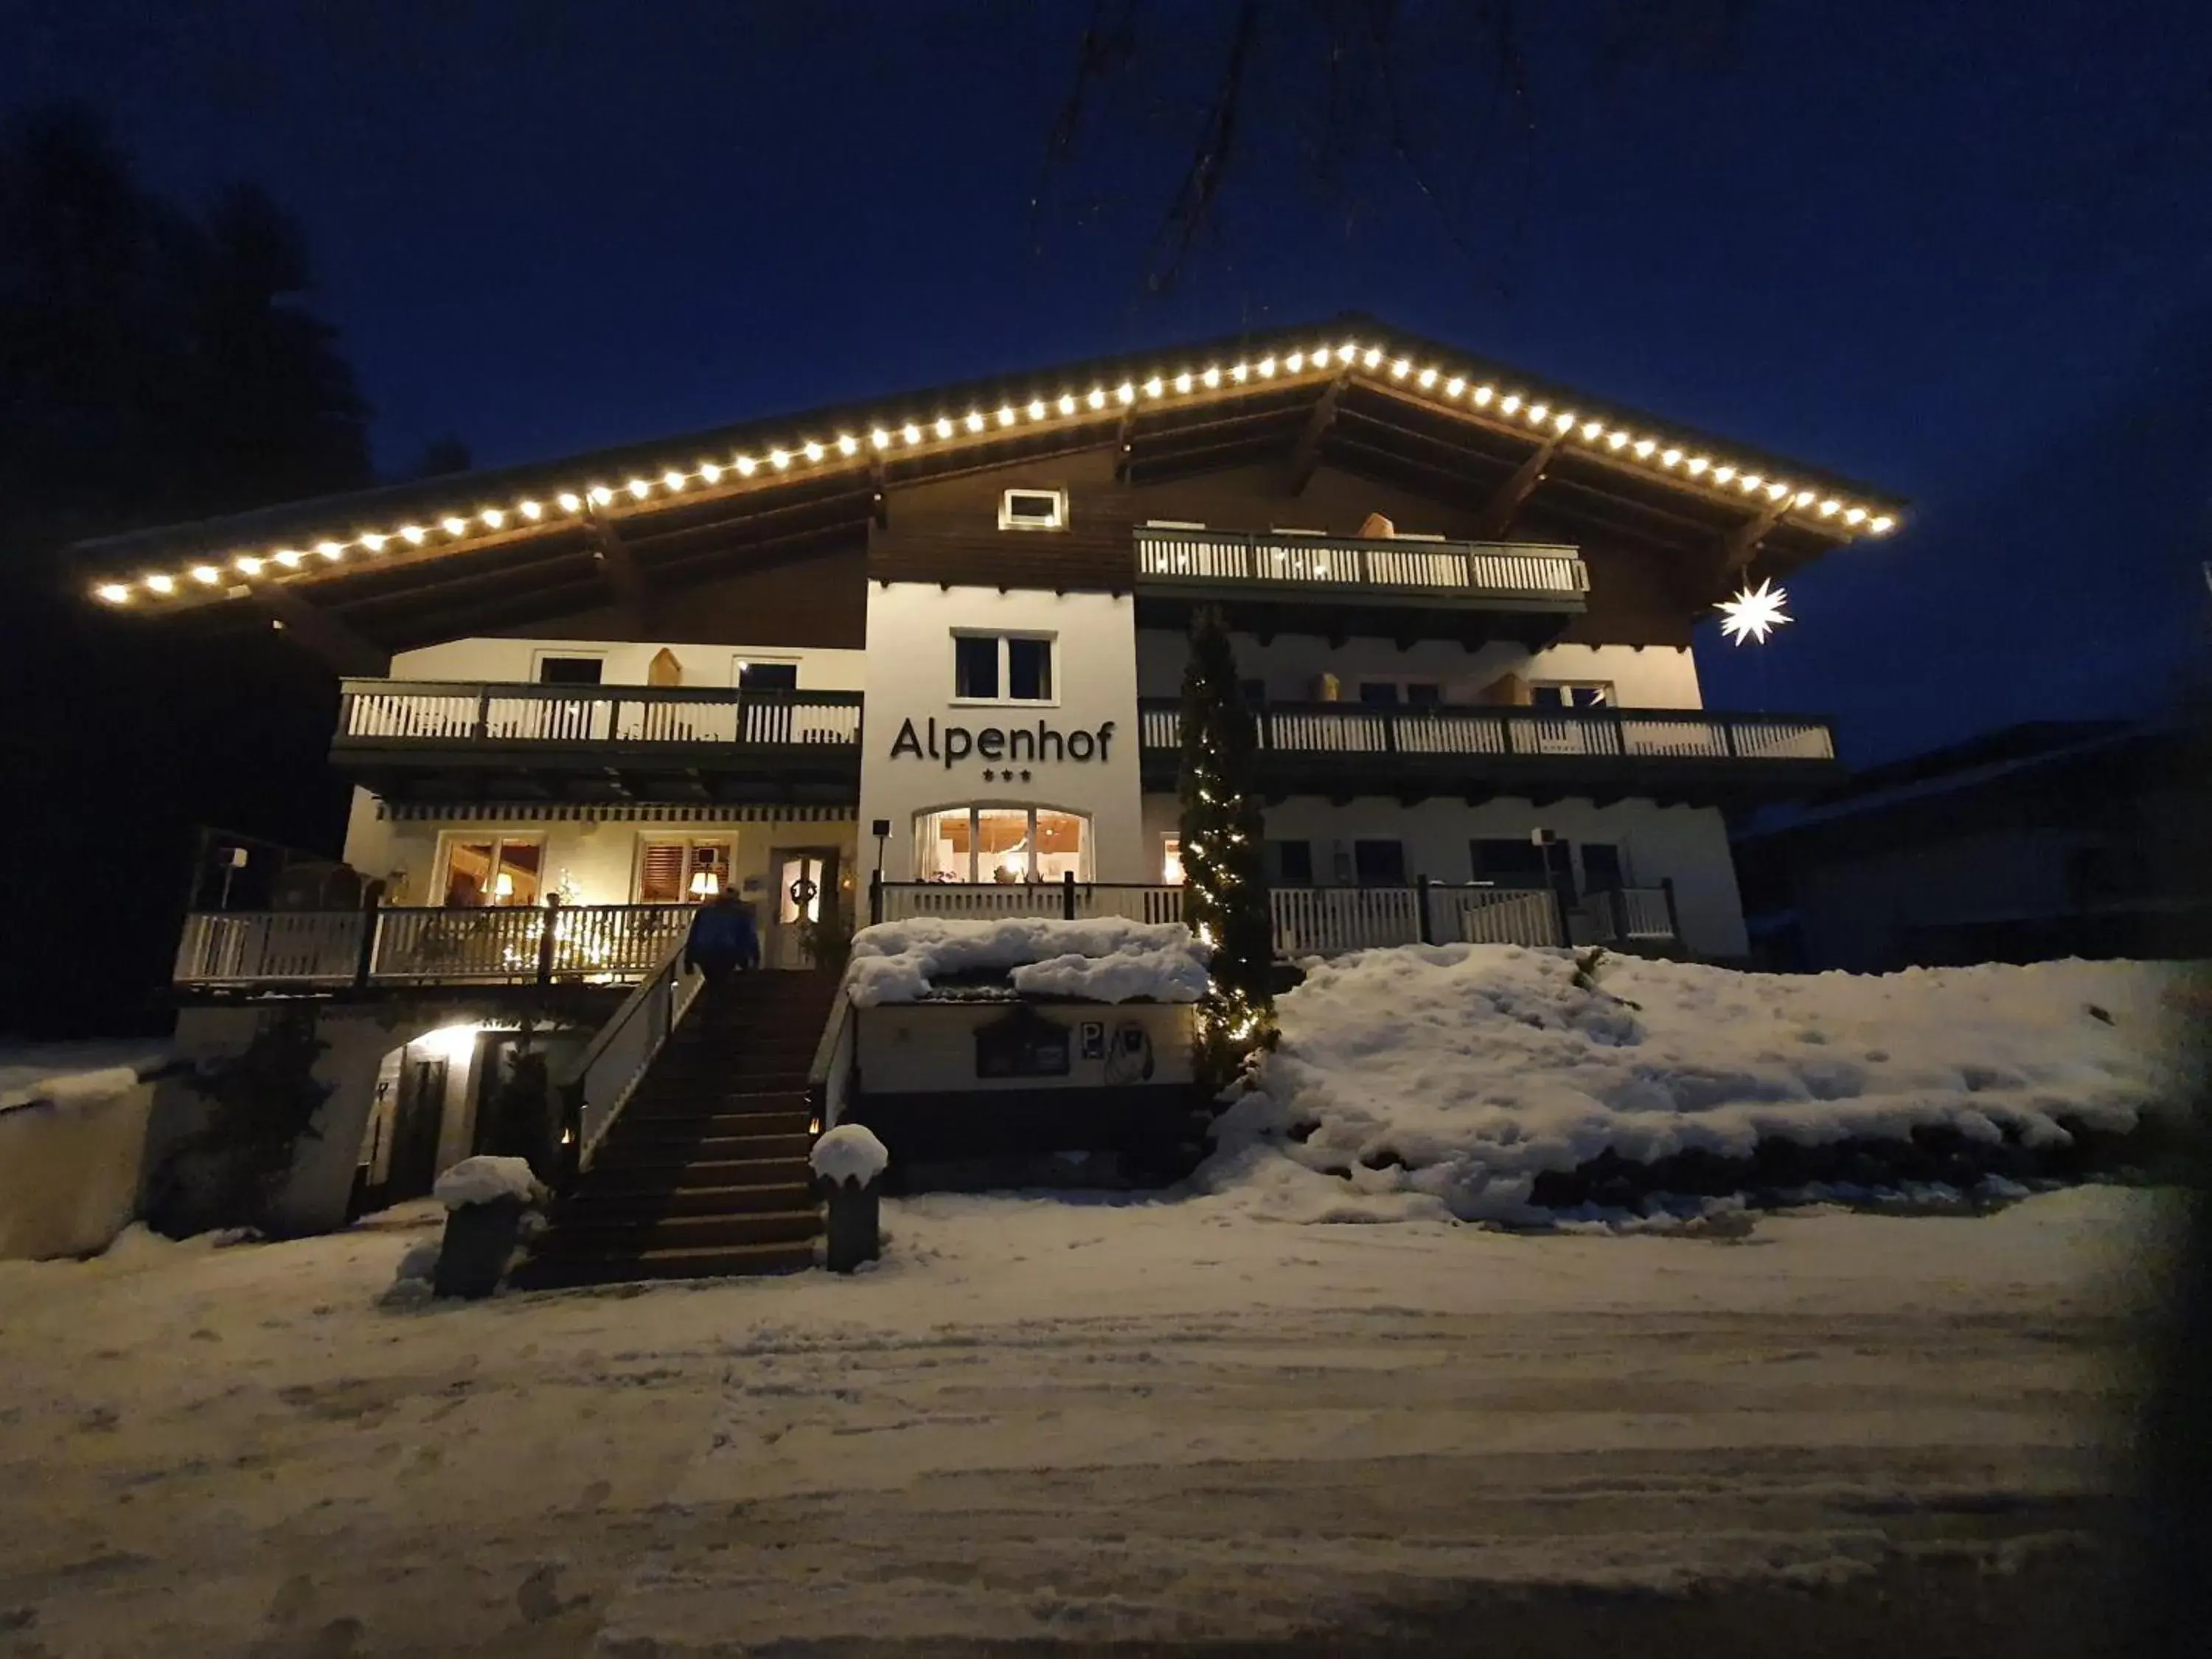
left=1135, top=526, right=1587, bottom=607
left=867, top=877, right=1621, bottom=956
left=333, top=681, right=864, bottom=757
left=1137, top=698, right=1834, bottom=776
left=174, top=902, right=695, bottom=991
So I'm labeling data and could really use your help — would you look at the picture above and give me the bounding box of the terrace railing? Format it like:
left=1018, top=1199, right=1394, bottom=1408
left=1135, top=527, right=1587, bottom=604
left=173, top=902, right=696, bottom=991
left=868, top=877, right=1606, bottom=956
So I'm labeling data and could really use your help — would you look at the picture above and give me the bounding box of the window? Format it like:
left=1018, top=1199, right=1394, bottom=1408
left=1353, top=839, right=1406, bottom=885
left=1580, top=843, right=1625, bottom=893
left=737, top=660, right=798, bottom=691
left=953, top=632, right=1055, bottom=702
left=916, top=806, right=1089, bottom=883
left=1161, top=835, right=1184, bottom=885
left=637, top=838, right=734, bottom=903
left=1471, top=838, right=1550, bottom=885
left=441, top=836, right=543, bottom=906
left=536, top=655, right=604, bottom=686
left=1531, top=682, right=1612, bottom=709
left=1358, top=681, right=1442, bottom=706
left=1267, top=839, right=1314, bottom=886
left=998, top=487, right=1068, bottom=531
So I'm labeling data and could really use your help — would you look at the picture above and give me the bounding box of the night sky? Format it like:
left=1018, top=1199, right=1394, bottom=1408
left=8, top=0, right=2210, bottom=762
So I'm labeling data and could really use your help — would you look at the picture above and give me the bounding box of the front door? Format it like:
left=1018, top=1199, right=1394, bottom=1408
left=767, top=847, right=840, bottom=970
left=386, top=1056, right=448, bottom=1200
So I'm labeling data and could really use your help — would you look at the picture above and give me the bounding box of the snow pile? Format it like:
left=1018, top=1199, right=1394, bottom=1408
left=432, top=1155, right=547, bottom=1210
left=846, top=917, right=1208, bottom=1006
left=811, top=1123, right=889, bottom=1186
left=1206, top=945, right=2183, bottom=1224
left=0, top=1065, right=145, bottom=1113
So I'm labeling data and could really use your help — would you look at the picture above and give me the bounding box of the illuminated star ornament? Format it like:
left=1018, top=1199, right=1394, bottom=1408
left=1716, top=578, right=1792, bottom=645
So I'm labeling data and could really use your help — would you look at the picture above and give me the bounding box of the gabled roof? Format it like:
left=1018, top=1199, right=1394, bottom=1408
left=74, top=313, right=1904, bottom=645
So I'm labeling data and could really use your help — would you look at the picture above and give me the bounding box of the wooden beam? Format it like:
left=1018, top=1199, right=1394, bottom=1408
left=583, top=507, right=650, bottom=625
left=1711, top=498, right=1790, bottom=581
left=251, top=583, right=388, bottom=677
left=1287, top=371, right=1349, bottom=495
left=868, top=453, right=889, bottom=528
left=1470, top=434, right=1564, bottom=540
left=1111, top=403, right=1138, bottom=482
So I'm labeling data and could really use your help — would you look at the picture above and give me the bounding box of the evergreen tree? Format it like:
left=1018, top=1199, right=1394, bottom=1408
left=1177, top=605, right=1274, bottom=1083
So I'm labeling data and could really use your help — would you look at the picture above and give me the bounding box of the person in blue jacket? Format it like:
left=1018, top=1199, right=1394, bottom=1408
left=684, top=890, right=759, bottom=987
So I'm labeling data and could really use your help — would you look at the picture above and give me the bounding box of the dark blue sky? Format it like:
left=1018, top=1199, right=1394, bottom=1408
left=8, top=0, right=2209, bottom=762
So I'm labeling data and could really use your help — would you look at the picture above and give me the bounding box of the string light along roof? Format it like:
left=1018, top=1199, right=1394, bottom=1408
left=77, top=316, right=1904, bottom=611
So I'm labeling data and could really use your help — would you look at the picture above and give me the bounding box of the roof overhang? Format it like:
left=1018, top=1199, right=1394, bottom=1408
left=73, top=316, right=1905, bottom=640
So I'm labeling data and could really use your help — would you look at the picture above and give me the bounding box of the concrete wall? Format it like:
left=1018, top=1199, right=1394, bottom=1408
left=1141, top=792, right=1749, bottom=959
left=856, top=1001, right=1194, bottom=1093
left=1134, top=631, right=1703, bottom=709
left=389, top=635, right=868, bottom=690
left=859, top=583, right=1146, bottom=882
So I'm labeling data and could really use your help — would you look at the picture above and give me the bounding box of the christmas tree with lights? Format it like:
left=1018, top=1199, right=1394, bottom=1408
left=1178, top=604, right=1274, bottom=1085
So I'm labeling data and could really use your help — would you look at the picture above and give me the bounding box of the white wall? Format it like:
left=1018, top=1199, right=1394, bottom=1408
left=860, top=584, right=1146, bottom=882
left=857, top=1002, right=1194, bottom=1093
left=1141, top=793, right=1750, bottom=959
left=1134, top=631, right=1703, bottom=709
left=389, top=636, right=869, bottom=690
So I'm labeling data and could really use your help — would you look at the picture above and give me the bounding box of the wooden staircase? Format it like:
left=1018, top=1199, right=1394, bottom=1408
left=513, top=970, right=840, bottom=1287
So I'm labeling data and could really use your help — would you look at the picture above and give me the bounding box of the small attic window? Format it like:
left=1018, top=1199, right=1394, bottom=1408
left=999, top=487, right=1067, bottom=532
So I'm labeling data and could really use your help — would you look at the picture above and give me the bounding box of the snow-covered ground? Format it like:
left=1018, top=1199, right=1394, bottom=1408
left=1212, top=948, right=2183, bottom=1222
left=0, top=1183, right=2171, bottom=1656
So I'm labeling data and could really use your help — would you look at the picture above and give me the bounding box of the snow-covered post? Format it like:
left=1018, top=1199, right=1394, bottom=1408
left=810, top=1124, right=888, bottom=1273
left=429, top=1155, right=548, bottom=1299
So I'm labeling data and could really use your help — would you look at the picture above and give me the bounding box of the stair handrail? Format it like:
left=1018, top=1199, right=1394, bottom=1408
left=554, top=926, right=703, bottom=1187
left=804, top=978, right=858, bottom=1132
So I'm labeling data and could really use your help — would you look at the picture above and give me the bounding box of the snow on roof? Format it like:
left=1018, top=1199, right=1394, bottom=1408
left=1204, top=945, right=2181, bottom=1225
left=846, top=917, right=1210, bottom=1007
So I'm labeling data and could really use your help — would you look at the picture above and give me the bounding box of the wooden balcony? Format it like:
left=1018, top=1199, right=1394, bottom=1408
left=1135, top=698, right=1837, bottom=807
left=1133, top=526, right=1586, bottom=645
left=331, top=680, right=863, bottom=804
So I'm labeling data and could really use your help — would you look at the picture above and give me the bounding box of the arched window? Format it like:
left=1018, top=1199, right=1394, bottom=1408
left=914, top=806, right=1091, bottom=883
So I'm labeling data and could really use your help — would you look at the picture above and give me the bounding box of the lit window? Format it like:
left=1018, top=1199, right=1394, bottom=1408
left=953, top=633, right=1054, bottom=702
left=1161, top=835, right=1184, bottom=885
left=998, top=487, right=1068, bottom=531
left=915, top=807, right=1090, bottom=883
left=440, top=837, right=543, bottom=906
left=1530, top=682, right=1612, bottom=709
left=637, top=839, right=733, bottom=903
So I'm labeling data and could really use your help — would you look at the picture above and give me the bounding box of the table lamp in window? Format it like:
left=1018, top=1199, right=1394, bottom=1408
left=688, top=870, right=721, bottom=900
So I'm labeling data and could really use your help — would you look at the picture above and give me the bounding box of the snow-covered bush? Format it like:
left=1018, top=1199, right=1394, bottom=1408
left=1201, top=945, right=2184, bottom=1224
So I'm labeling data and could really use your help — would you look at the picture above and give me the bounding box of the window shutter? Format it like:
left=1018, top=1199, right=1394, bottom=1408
left=639, top=843, right=687, bottom=903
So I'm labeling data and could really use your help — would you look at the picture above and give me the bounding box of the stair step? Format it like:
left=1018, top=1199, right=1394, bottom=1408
left=535, top=1208, right=821, bottom=1253
left=563, top=1180, right=815, bottom=1218
left=512, top=1237, right=818, bottom=1289
left=580, top=1155, right=815, bottom=1194
left=612, top=1111, right=813, bottom=1140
